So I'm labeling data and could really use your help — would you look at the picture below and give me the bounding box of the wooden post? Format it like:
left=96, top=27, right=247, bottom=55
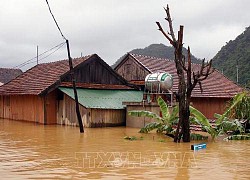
left=66, top=40, right=84, bottom=133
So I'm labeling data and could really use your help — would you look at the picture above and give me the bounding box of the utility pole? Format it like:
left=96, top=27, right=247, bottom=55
left=66, top=40, right=84, bottom=133
left=45, top=0, right=84, bottom=133
left=37, top=45, right=39, bottom=65
left=236, top=60, right=239, bottom=83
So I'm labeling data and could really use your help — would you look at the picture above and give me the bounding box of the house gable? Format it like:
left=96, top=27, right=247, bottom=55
left=62, top=54, right=128, bottom=85
left=115, top=53, right=243, bottom=98
left=115, top=54, right=150, bottom=81
left=0, top=54, right=131, bottom=96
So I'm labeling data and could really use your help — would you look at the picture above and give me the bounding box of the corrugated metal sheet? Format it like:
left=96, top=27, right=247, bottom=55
left=59, top=87, right=143, bottom=109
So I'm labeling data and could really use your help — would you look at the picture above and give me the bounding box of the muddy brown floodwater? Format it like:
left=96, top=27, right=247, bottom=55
left=0, top=119, right=249, bottom=179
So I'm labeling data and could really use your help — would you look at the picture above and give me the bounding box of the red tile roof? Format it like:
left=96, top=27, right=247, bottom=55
left=0, top=55, right=92, bottom=95
left=129, top=53, right=243, bottom=98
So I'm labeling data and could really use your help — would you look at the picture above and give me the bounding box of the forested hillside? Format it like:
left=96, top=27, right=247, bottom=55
left=213, top=26, right=250, bottom=86
left=112, top=43, right=200, bottom=68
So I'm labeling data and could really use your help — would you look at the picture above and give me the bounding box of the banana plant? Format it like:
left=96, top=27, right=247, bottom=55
left=190, top=92, right=246, bottom=140
left=128, top=97, right=179, bottom=134
left=189, top=106, right=218, bottom=140
left=216, top=92, right=247, bottom=124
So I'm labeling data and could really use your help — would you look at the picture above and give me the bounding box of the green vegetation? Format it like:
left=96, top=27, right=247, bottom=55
left=123, top=136, right=144, bottom=141
left=213, top=26, right=250, bottom=86
left=190, top=92, right=248, bottom=140
left=130, top=44, right=200, bottom=63
left=112, top=43, right=200, bottom=68
left=224, top=134, right=250, bottom=141
left=190, top=133, right=208, bottom=140
left=227, top=92, right=250, bottom=120
left=129, top=92, right=249, bottom=141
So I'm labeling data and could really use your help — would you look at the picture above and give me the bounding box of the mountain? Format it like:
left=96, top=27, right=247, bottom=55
left=112, top=43, right=201, bottom=68
left=212, top=26, right=250, bottom=86
left=130, top=44, right=200, bottom=63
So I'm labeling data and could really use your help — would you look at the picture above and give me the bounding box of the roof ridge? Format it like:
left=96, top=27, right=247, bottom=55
left=213, top=68, right=243, bottom=89
left=0, top=67, right=22, bottom=70
left=129, top=53, right=173, bottom=62
left=37, top=54, right=93, bottom=66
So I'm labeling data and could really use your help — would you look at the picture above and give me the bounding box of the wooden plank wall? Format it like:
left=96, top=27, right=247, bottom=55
left=57, top=94, right=125, bottom=127
left=0, top=96, right=3, bottom=118
left=90, top=109, right=125, bottom=127
left=57, top=94, right=88, bottom=126
left=45, top=90, right=57, bottom=124
left=191, top=97, right=228, bottom=119
left=116, top=57, right=149, bottom=81
left=62, top=58, right=125, bottom=85
left=0, top=95, right=44, bottom=123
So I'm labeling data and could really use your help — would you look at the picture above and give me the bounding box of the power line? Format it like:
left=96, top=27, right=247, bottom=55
left=45, top=0, right=66, bottom=40
left=44, top=0, right=84, bottom=133
left=13, top=42, right=66, bottom=69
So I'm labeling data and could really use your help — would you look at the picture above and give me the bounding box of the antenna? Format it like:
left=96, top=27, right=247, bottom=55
left=36, top=45, right=39, bottom=65
left=236, top=60, right=239, bottom=83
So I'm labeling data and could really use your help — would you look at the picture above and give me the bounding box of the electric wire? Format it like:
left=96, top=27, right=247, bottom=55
left=13, top=42, right=66, bottom=69
left=45, top=0, right=67, bottom=40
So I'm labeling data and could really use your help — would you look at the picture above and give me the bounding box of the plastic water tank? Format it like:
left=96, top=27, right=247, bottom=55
left=145, top=72, right=173, bottom=92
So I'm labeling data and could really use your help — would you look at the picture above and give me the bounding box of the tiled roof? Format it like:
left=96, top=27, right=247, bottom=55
left=0, top=68, right=23, bottom=84
left=0, top=55, right=92, bottom=95
left=129, top=53, right=243, bottom=98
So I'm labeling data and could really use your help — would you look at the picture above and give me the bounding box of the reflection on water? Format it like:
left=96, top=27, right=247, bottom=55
left=0, top=119, right=249, bottom=179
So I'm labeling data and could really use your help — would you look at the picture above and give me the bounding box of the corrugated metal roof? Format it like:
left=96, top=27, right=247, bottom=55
left=59, top=87, right=143, bottom=109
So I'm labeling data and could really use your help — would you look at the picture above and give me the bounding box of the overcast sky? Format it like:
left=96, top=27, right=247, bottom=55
left=1, top=0, right=249, bottom=70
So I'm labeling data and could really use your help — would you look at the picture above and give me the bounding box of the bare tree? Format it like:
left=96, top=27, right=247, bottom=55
left=156, top=5, right=214, bottom=142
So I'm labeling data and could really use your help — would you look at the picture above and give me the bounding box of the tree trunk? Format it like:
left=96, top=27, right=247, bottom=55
left=156, top=4, right=213, bottom=142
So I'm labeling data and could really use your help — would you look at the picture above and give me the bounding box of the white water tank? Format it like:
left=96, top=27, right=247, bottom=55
left=145, top=72, right=173, bottom=92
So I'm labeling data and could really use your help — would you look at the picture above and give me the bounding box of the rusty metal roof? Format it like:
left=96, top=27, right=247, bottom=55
left=59, top=87, right=143, bottom=109
left=0, top=55, right=92, bottom=95
left=129, top=53, right=243, bottom=98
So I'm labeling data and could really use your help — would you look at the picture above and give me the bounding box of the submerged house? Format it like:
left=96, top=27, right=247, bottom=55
left=0, top=54, right=143, bottom=127
left=114, top=53, right=243, bottom=120
left=0, top=68, right=22, bottom=86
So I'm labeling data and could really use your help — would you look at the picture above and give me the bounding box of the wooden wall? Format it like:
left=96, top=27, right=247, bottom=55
left=115, top=56, right=149, bottom=81
left=0, top=90, right=58, bottom=124
left=62, top=58, right=125, bottom=85
left=191, top=97, right=229, bottom=119
left=90, top=109, right=125, bottom=127
left=0, top=95, right=44, bottom=123
left=57, top=94, right=88, bottom=126
left=44, top=90, right=58, bottom=124
left=57, top=94, right=125, bottom=127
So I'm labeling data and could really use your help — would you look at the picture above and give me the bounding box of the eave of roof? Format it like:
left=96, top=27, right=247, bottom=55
left=60, top=82, right=134, bottom=90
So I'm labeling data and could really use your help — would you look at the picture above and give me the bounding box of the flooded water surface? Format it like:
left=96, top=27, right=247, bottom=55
left=0, top=119, right=249, bottom=179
